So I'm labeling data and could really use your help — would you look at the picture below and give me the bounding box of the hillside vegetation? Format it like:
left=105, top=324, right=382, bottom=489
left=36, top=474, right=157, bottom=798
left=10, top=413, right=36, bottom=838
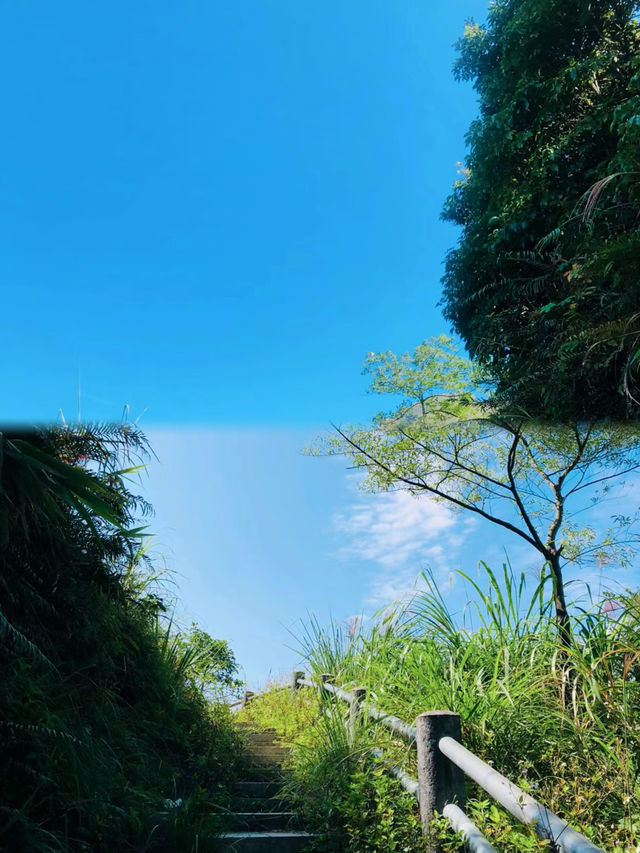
left=0, top=425, right=244, bottom=852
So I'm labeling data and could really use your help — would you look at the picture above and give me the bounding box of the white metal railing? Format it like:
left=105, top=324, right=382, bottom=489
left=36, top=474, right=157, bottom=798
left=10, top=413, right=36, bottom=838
left=292, top=672, right=603, bottom=853
left=438, top=737, right=601, bottom=853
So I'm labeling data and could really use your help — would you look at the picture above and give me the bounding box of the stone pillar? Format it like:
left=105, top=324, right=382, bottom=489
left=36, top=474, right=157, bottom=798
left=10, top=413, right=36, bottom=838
left=416, top=711, right=465, bottom=851
left=349, top=687, right=367, bottom=745
left=290, top=670, right=305, bottom=699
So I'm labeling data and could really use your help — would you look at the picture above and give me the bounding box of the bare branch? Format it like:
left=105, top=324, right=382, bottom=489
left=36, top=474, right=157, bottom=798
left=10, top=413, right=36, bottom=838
left=505, top=429, right=547, bottom=553
left=567, top=465, right=640, bottom=495
left=333, top=425, right=541, bottom=551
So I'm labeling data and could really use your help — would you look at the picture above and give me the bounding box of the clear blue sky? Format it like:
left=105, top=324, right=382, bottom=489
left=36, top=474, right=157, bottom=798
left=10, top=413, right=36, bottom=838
left=3, top=2, right=637, bottom=685
left=1, top=0, right=486, bottom=425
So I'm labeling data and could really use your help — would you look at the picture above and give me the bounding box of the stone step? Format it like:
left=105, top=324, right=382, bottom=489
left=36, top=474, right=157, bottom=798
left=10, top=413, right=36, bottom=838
left=241, top=766, right=288, bottom=784
left=234, top=781, right=284, bottom=799
left=230, top=812, right=298, bottom=832
left=244, top=732, right=280, bottom=743
left=227, top=725, right=309, bottom=852
left=220, top=831, right=314, bottom=852
left=230, top=795, right=290, bottom=813
left=236, top=724, right=277, bottom=734
left=247, top=747, right=290, bottom=762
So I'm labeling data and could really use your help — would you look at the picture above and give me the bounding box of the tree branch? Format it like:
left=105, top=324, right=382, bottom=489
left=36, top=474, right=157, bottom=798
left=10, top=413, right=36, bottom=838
left=334, top=426, right=541, bottom=551
left=505, top=429, right=547, bottom=552
left=396, top=427, right=512, bottom=492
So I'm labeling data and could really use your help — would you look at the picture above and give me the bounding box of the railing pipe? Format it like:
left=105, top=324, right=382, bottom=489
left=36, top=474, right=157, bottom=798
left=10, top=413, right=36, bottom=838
left=442, top=804, right=499, bottom=853
left=371, top=748, right=419, bottom=800
left=366, top=705, right=417, bottom=742
left=298, top=677, right=418, bottom=742
left=438, top=737, right=603, bottom=853
left=323, top=681, right=353, bottom=704
left=298, top=677, right=354, bottom=704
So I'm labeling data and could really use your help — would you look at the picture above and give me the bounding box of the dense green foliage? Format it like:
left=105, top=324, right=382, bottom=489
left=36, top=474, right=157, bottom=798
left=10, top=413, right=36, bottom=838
left=175, top=623, right=243, bottom=701
left=442, top=0, right=640, bottom=420
left=243, top=565, right=640, bottom=851
left=0, top=425, right=244, bottom=852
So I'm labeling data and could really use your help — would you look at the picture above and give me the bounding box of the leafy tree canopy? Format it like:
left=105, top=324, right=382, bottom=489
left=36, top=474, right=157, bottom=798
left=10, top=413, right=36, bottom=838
left=441, top=0, right=640, bottom=420
left=176, top=622, right=242, bottom=700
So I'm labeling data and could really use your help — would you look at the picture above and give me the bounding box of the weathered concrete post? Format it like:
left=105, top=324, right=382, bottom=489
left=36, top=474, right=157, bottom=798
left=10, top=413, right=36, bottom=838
left=318, top=673, right=333, bottom=704
left=349, top=687, right=367, bottom=746
left=290, top=670, right=304, bottom=699
left=241, top=690, right=255, bottom=709
left=416, top=711, right=465, bottom=851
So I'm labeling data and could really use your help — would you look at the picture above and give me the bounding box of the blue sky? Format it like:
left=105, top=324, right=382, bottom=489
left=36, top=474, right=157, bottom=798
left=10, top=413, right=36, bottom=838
left=1, top=0, right=486, bottom=425
left=140, top=428, right=640, bottom=686
left=2, top=2, right=638, bottom=686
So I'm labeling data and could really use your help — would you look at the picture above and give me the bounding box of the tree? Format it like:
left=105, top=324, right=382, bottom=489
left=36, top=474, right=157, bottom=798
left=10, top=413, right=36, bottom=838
left=441, top=0, right=640, bottom=420
left=177, top=622, right=242, bottom=700
left=314, top=338, right=640, bottom=645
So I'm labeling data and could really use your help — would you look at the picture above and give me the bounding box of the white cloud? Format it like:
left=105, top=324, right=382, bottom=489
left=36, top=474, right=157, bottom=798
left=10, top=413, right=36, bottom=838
left=334, top=490, right=455, bottom=566
left=333, top=489, right=472, bottom=607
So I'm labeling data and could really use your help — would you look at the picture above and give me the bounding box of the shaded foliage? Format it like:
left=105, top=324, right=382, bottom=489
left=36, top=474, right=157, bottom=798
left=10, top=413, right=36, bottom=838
left=442, top=0, right=640, bottom=420
left=0, top=424, right=243, bottom=852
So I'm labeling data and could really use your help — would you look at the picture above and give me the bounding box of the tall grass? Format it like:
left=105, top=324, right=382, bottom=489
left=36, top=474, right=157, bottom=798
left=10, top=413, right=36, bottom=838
left=275, top=563, right=640, bottom=851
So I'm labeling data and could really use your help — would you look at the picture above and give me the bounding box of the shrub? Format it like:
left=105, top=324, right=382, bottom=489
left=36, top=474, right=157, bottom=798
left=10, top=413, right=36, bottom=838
left=0, top=425, right=244, bottom=852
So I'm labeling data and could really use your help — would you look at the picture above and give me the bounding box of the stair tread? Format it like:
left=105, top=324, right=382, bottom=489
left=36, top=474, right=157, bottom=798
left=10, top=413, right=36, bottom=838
left=248, top=746, right=289, bottom=752
left=233, top=812, right=294, bottom=817
left=222, top=832, right=314, bottom=838
left=231, top=798, right=290, bottom=810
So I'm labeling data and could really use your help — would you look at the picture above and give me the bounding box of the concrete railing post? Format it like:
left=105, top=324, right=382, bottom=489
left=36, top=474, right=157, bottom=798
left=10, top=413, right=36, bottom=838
left=318, top=673, right=333, bottom=704
left=241, top=690, right=255, bottom=709
left=349, top=687, right=367, bottom=746
left=416, top=711, right=466, bottom=851
left=290, top=670, right=305, bottom=699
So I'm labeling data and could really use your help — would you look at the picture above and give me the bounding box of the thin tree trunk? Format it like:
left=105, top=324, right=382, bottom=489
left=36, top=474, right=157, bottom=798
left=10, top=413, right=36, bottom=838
left=546, top=550, right=572, bottom=709
left=548, top=551, right=571, bottom=649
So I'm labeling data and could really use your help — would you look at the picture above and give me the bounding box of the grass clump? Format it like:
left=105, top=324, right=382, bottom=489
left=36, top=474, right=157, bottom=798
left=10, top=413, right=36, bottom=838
left=0, top=425, right=245, bottom=852
left=245, top=563, right=640, bottom=851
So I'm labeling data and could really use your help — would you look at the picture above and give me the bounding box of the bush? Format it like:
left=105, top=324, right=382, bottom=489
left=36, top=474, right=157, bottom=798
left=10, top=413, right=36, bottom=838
left=0, top=425, right=245, bottom=852
left=243, top=564, right=640, bottom=851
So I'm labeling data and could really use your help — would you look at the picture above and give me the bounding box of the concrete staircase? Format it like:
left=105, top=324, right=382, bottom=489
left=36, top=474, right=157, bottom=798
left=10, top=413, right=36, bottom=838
left=221, top=724, right=314, bottom=852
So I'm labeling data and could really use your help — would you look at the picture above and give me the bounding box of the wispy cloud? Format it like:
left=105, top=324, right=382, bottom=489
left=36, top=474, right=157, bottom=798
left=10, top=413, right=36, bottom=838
left=333, top=488, right=476, bottom=606
left=334, top=490, right=456, bottom=567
